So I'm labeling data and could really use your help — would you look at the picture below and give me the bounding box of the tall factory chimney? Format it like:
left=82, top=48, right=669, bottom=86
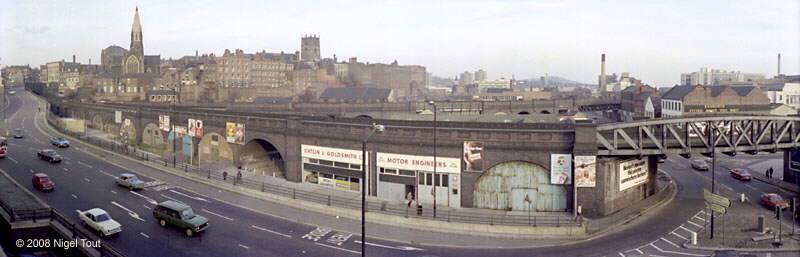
left=778, top=53, right=781, bottom=76
left=72, top=55, right=76, bottom=63
left=600, top=54, right=607, bottom=92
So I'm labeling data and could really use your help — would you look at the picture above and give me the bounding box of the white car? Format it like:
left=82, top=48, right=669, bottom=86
left=78, top=208, right=122, bottom=236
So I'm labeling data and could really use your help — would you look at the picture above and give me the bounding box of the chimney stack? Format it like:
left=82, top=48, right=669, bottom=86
left=72, top=55, right=76, bottom=63
left=600, top=54, right=607, bottom=92
left=778, top=53, right=781, bottom=76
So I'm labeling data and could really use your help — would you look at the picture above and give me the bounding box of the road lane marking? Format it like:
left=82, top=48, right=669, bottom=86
left=251, top=225, right=292, bottom=238
left=692, top=215, right=706, bottom=222
left=7, top=157, right=18, bottom=164
left=634, top=249, right=643, bottom=254
left=63, top=168, right=69, bottom=172
left=71, top=194, right=78, bottom=199
left=111, top=190, right=117, bottom=195
left=670, top=231, right=688, bottom=240
left=201, top=208, right=234, bottom=221
left=238, top=244, right=249, bottom=249
left=84, top=178, right=91, bottom=182
left=354, top=240, right=424, bottom=251
left=130, top=191, right=158, bottom=205
left=678, top=225, right=694, bottom=233
left=143, top=205, right=152, bottom=209
left=314, top=242, right=360, bottom=255
left=660, top=237, right=680, bottom=248
left=618, top=253, right=624, bottom=257
left=98, top=170, right=115, bottom=178
left=650, top=243, right=705, bottom=256
left=78, top=161, right=93, bottom=168
left=139, top=232, right=150, bottom=238
left=29, top=169, right=35, bottom=173
left=169, top=189, right=209, bottom=202
left=111, top=201, right=145, bottom=222
left=159, top=193, right=185, bottom=204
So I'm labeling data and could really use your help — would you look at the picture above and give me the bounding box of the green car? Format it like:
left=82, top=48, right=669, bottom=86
left=152, top=200, right=209, bottom=236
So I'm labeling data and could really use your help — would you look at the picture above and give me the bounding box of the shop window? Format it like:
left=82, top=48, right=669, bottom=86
left=319, top=160, right=333, bottom=166
left=350, top=164, right=361, bottom=170
left=308, top=158, right=319, bottom=164
left=425, top=173, right=433, bottom=186
left=322, top=173, right=333, bottom=179
left=434, top=174, right=440, bottom=186
left=442, top=174, right=449, bottom=187
left=399, top=170, right=415, bottom=177
left=418, top=174, right=424, bottom=185
left=212, top=135, right=218, bottom=142
left=334, top=162, right=349, bottom=168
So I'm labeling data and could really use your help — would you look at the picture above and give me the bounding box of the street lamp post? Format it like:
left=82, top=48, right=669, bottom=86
left=428, top=100, right=438, bottom=218
left=361, top=123, right=384, bottom=257
left=709, top=122, right=717, bottom=239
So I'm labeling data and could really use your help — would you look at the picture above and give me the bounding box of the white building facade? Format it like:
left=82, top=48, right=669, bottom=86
left=681, top=67, right=765, bottom=86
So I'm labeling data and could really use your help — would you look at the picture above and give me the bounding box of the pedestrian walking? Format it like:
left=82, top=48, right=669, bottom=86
left=223, top=171, right=228, bottom=181
left=237, top=170, right=242, bottom=183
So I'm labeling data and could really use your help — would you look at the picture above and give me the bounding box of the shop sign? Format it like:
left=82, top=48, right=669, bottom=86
left=335, top=179, right=351, bottom=190
left=463, top=141, right=484, bottom=172
left=619, top=158, right=648, bottom=191
left=319, top=177, right=334, bottom=186
left=376, top=152, right=460, bottom=173
left=301, top=144, right=365, bottom=164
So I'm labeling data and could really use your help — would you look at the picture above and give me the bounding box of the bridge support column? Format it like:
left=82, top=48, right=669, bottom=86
left=783, top=150, right=800, bottom=186
left=283, top=117, right=302, bottom=183
left=578, top=155, right=658, bottom=218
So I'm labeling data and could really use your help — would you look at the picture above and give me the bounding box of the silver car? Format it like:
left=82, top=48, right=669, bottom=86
left=115, top=173, right=145, bottom=190
left=691, top=159, right=709, bottom=171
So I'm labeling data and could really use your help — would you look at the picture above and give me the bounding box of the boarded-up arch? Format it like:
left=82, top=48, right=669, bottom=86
left=142, top=123, right=166, bottom=148
left=197, top=132, right=234, bottom=166
left=473, top=161, right=567, bottom=212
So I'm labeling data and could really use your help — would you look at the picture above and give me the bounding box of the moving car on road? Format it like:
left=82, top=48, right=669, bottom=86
left=760, top=193, right=789, bottom=210
left=115, top=173, right=145, bottom=190
left=728, top=169, right=752, bottom=181
left=12, top=128, right=24, bottom=139
left=153, top=200, right=209, bottom=237
left=690, top=159, right=709, bottom=171
left=78, top=208, right=122, bottom=237
left=49, top=137, right=70, bottom=148
left=37, top=149, right=62, bottom=163
left=32, top=173, right=55, bottom=191
left=0, top=137, right=7, bottom=157
left=8, top=91, right=15, bottom=95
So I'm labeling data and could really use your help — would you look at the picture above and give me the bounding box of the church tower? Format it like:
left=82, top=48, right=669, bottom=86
left=123, top=7, right=145, bottom=74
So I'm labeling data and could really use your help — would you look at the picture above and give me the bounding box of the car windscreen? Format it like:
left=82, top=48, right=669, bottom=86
left=39, top=177, right=50, bottom=182
left=96, top=213, right=110, bottom=222
left=769, top=195, right=783, bottom=201
left=181, top=208, right=195, bottom=219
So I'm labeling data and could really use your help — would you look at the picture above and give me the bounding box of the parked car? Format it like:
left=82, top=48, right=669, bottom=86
left=78, top=208, right=122, bottom=237
left=37, top=149, right=62, bottom=163
left=49, top=137, right=70, bottom=148
left=32, top=173, right=55, bottom=191
left=691, top=159, right=709, bottom=171
left=12, top=128, right=24, bottom=139
left=153, top=200, right=209, bottom=236
left=760, top=193, right=789, bottom=210
left=115, top=173, right=145, bottom=190
left=728, top=169, right=752, bottom=181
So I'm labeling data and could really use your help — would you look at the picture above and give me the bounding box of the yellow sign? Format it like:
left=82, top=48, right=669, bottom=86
left=705, top=202, right=727, bottom=214
left=703, top=189, right=730, bottom=208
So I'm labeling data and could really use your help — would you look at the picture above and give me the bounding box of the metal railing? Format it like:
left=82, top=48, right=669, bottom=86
left=0, top=198, right=51, bottom=223
left=47, top=115, right=582, bottom=228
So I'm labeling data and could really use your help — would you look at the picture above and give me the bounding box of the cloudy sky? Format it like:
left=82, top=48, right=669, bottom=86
left=1, top=0, right=798, bottom=86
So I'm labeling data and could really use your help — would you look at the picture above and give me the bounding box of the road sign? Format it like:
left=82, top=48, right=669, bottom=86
left=703, top=189, right=731, bottom=208
left=705, top=202, right=727, bottom=214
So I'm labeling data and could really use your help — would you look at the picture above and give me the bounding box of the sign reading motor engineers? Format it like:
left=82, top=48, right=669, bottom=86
left=301, top=144, right=366, bottom=164
left=377, top=152, right=460, bottom=173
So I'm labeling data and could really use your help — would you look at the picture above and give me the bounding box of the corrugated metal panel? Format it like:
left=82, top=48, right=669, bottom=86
left=473, top=161, right=567, bottom=211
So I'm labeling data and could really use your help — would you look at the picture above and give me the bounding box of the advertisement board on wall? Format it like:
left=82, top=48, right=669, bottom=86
left=114, top=111, right=122, bottom=124
left=158, top=115, right=170, bottom=132
left=463, top=141, right=484, bottom=172
left=187, top=119, right=203, bottom=138
left=301, top=144, right=366, bottom=164
left=188, top=119, right=196, bottom=137
left=377, top=152, right=460, bottom=173
left=619, top=158, right=648, bottom=191
left=174, top=126, right=187, bottom=137
left=550, top=154, right=572, bottom=184
left=226, top=122, right=245, bottom=144
left=575, top=156, right=596, bottom=187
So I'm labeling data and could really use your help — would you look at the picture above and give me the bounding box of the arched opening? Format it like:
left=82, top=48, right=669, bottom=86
left=141, top=123, right=166, bottom=151
left=91, top=114, right=105, bottom=131
left=517, top=111, right=531, bottom=115
left=241, top=139, right=285, bottom=178
left=473, top=161, right=567, bottom=211
left=119, top=118, right=136, bottom=145
left=355, top=115, right=373, bottom=119
left=198, top=132, right=234, bottom=166
left=539, top=110, right=551, bottom=114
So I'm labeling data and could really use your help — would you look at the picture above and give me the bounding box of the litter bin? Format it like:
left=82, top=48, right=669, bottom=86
left=416, top=205, right=423, bottom=215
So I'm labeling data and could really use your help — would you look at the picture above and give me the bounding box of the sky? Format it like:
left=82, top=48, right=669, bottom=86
left=1, top=0, right=798, bottom=86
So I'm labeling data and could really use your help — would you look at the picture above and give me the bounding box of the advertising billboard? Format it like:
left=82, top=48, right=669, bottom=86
left=188, top=119, right=203, bottom=138
left=550, top=154, right=572, bottom=184
left=226, top=122, right=246, bottom=144
left=114, top=111, right=122, bottom=124
left=158, top=115, right=170, bottom=132
left=463, top=141, right=484, bottom=172
left=174, top=126, right=187, bottom=137
left=619, top=158, right=648, bottom=191
left=575, top=156, right=596, bottom=188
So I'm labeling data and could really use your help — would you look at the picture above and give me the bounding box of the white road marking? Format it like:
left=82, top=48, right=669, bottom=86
left=84, top=178, right=91, bottom=182
left=7, top=157, right=18, bottom=164
left=130, top=191, right=158, bottom=205
left=686, top=220, right=702, bottom=228
left=618, top=253, right=625, bottom=257
left=111, top=201, right=145, bottom=222
left=650, top=243, right=705, bottom=256
left=29, top=169, right=35, bottom=173
left=201, top=208, right=234, bottom=221
left=111, top=190, right=118, bottom=195
left=78, top=161, right=93, bottom=168
left=251, top=225, right=292, bottom=238
left=143, top=205, right=152, bottom=209
left=635, top=249, right=643, bottom=254
left=670, top=231, right=688, bottom=240
left=354, top=240, right=424, bottom=251
left=678, top=225, right=694, bottom=233
left=692, top=215, right=706, bottom=222
left=139, top=232, right=150, bottom=238
left=71, top=194, right=78, bottom=199
left=660, top=237, right=680, bottom=248
left=63, top=168, right=69, bottom=172
left=314, top=242, right=360, bottom=255
left=159, top=193, right=184, bottom=204
left=169, top=189, right=209, bottom=202
left=238, top=244, right=249, bottom=249
left=97, top=170, right=115, bottom=178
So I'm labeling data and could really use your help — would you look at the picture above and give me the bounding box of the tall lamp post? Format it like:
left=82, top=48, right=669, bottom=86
left=709, top=122, right=717, bottom=239
left=361, top=123, right=384, bottom=257
left=427, top=100, right=438, bottom=217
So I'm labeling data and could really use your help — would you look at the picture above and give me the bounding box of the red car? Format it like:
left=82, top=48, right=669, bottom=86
left=760, top=193, right=788, bottom=210
left=32, top=173, right=55, bottom=191
left=729, top=169, right=752, bottom=181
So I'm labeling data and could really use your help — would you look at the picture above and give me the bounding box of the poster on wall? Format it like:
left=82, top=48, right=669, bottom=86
left=226, top=122, right=246, bottom=144
left=188, top=119, right=196, bottom=137
left=174, top=126, right=187, bottom=137
left=158, top=115, right=170, bottom=132
left=115, top=111, right=122, bottom=124
left=550, top=154, right=572, bottom=184
left=194, top=119, right=203, bottom=138
left=619, top=158, right=648, bottom=191
left=463, top=141, right=484, bottom=172
left=575, top=156, right=596, bottom=188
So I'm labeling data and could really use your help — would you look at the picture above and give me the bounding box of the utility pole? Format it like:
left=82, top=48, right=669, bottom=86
left=710, top=122, right=716, bottom=239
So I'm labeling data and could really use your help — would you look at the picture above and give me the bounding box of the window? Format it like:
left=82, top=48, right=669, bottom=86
left=318, top=160, right=333, bottom=166
left=334, top=162, right=349, bottom=168
left=350, top=164, right=361, bottom=170
left=442, top=174, right=449, bottom=187
left=425, top=173, right=433, bottom=186
left=399, top=170, right=415, bottom=176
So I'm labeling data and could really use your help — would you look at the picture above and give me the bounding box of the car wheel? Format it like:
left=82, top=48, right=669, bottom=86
left=159, top=219, right=166, bottom=227
left=185, top=228, right=194, bottom=237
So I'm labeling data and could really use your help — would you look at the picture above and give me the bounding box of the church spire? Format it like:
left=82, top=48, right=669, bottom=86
left=132, top=7, right=142, bottom=35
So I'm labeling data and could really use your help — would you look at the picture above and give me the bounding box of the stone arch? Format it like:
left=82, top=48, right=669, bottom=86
left=90, top=114, right=105, bottom=131
left=240, top=138, right=285, bottom=178
left=142, top=123, right=166, bottom=149
left=517, top=111, right=531, bottom=115
left=119, top=117, right=136, bottom=144
left=197, top=132, right=234, bottom=166
left=355, top=114, right=373, bottom=119
left=539, top=110, right=551, bottom=114
left=473, top=161, right=568, bottom=212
